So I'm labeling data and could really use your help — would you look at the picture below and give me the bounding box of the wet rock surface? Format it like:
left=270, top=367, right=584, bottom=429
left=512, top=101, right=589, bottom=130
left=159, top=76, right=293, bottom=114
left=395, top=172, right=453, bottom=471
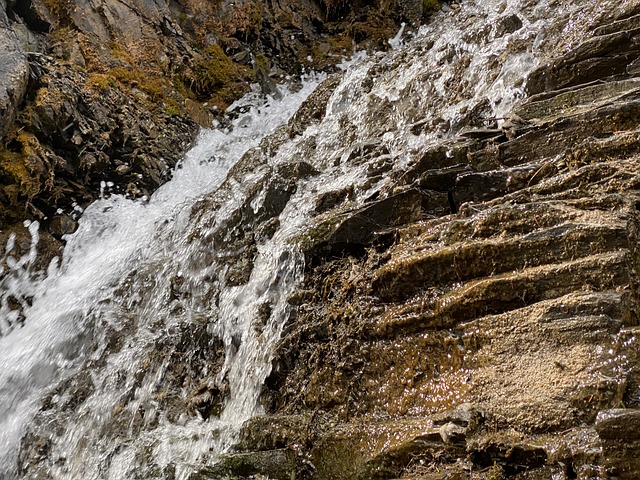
left=249, top=2, right=640, bottom=479
left=13, top=72, right=339, bottom=478
left=11, top=0, right=640, bottom=478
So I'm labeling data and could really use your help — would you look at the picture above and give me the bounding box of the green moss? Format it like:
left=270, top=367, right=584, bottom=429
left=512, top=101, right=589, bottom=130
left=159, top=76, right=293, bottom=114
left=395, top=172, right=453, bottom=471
left=164, top=101, right=181, bottom=116
left=422, top=0, right=441, bottom=17
left=187, top=44, right=254, bottom=108
left=0, top=152, right=39, bottom=200
left=140, top=76, right=167, bottom=102
left=193, top=44, right=249, bottom=91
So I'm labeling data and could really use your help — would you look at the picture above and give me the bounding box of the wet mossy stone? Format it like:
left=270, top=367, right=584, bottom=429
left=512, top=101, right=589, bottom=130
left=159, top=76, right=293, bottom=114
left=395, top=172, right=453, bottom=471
left=596, top=408, right=640, bottom=440
left=191, top=449, right=296, bottom=480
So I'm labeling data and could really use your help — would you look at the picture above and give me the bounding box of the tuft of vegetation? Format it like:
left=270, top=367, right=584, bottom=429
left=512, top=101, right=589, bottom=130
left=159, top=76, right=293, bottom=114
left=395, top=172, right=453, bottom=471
left=0, top=131, right=59, bottom=219
left=186, top=44, right=254, bottom=109
left=172, top=77, right=196, bottom=101
left=106, top=67, right=169, bottom=103
left=487, top=462, right=505, bottom=480
left=227, top=0, right=263, bottom=41
left=422, top=0, right=441, bottom=18
left=254, top=53, right=270, bottom=73
left=0, top=150, right=38, bottom=204
left=85, top=73, right=114, bottom=92
left=42, top=0, right=72, bottom=23
left=108, top=41, right=134, bottom=64
left=321, top=0, right=349, bottom=19
left=164, top=100, right=181, bottom=116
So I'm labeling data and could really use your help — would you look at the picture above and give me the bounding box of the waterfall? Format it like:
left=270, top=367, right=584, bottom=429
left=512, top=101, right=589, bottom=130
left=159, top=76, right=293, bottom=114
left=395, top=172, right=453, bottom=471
left=0, top=0, right=596, bottom=477
left=0, top=78, right=323, bottom=479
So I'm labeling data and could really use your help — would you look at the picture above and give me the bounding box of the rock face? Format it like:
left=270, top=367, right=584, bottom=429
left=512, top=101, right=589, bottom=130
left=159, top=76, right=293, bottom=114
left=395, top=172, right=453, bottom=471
left=11, top=0, right=640, bottom=478
left=239, top=2, right=640, bottom=480
left=0, top=0, right=28, bottom=141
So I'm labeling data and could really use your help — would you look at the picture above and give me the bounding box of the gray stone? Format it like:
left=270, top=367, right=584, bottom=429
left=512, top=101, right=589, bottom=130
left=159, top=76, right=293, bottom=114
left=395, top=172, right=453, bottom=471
left=48, top=215, right=78, bottom=239
left=0, top=1, right=29, bottom=141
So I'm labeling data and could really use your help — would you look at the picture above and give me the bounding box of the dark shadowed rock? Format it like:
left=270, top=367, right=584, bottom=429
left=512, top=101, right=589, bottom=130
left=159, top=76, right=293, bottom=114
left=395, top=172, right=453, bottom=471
left=495, top=13, right=523, bottom=37
left=47, top=214, right=78, bottom=239
left=310, top=189, right=424, bottom=259
left=595, top=408, right=640, bottom=440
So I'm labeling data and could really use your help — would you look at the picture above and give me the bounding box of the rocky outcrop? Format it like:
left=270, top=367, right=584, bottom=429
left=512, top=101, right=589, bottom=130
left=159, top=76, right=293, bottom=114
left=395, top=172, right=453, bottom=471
left=15, top=0, right=640, bottom=478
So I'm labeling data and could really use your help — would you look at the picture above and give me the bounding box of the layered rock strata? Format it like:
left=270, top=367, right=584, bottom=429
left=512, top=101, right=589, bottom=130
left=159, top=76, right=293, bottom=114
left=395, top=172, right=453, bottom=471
left=229, top=6, right=640, bottom=480
left=14, top=1, right=640, bottom=479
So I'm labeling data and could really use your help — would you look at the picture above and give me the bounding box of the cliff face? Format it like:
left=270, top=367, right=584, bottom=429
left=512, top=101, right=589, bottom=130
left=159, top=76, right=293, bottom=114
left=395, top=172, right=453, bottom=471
left=8, top=0, right=640, bottom=478
left=243, top=2, right=640, bottom=479
left=0, top=0, right=419, bottom=264
left=0, top=0, right=29, bottom=141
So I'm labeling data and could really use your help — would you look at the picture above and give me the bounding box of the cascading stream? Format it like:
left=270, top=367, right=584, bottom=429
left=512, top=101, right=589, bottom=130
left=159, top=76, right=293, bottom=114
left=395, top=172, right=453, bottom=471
left=0, top=0, right=602, bottom=477
left=0, top=79, right=323, bottom=479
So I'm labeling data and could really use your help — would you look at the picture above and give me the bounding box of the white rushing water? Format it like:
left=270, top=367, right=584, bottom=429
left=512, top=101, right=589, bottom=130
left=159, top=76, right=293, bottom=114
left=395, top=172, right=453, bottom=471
left=0, top=0, right=599, bottom=477
left=0, top=78, right=324, bottom=478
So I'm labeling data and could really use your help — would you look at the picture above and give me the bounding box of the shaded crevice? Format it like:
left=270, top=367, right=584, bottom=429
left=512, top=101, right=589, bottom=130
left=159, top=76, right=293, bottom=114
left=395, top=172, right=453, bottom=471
left=8, top=0, right=50, bottom=32
left=447, top=190, right=458, bottom=213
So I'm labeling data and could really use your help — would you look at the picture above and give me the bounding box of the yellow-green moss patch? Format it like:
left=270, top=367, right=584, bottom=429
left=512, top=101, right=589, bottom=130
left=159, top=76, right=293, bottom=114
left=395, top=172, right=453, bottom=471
left=422, top=0, right=441, bottom=18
